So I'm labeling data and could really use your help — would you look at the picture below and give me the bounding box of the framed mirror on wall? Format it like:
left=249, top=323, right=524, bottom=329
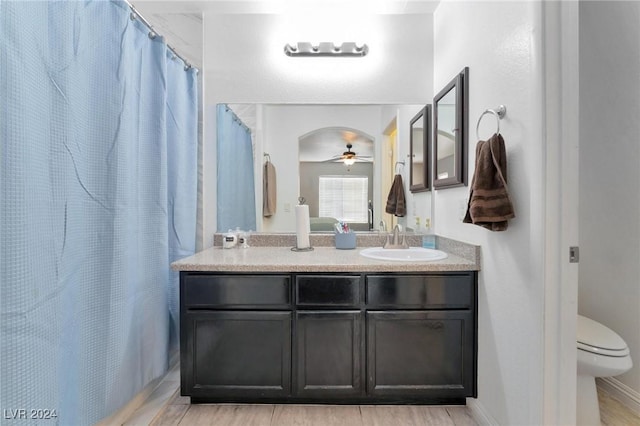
left=409, top=105, right=431, bottom=193
left=433, top=67, right=469, bottom=189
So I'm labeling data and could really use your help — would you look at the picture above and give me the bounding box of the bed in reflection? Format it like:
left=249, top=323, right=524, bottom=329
left=309, top=217, right=370, bottom=232
left=310, top=217, right=339, bottom=232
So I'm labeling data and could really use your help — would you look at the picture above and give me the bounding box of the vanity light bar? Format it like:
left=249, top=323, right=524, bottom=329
left=284, top=42, right=369, bottom=57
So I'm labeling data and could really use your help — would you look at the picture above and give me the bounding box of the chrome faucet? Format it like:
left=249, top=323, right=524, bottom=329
left=383, top=224, right=409, bottom=249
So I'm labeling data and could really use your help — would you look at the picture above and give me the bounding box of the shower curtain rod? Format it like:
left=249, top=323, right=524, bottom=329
left=124, top=0, right=196, bottom=72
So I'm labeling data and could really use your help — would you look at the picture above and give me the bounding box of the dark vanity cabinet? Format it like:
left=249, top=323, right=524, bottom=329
left=180, top=271, right=477, bottom=404
left=294, top=275, right=364, bottom=399
left=366, top=275, right=476, bottom=400
left=180, top=274, right=292, bottom=400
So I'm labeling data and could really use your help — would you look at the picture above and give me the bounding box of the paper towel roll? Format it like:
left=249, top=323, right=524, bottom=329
left=295, top=204, right=310, bottom=249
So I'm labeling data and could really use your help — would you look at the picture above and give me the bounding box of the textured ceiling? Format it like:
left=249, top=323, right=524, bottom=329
left=298, top=127, right=374, bottom=162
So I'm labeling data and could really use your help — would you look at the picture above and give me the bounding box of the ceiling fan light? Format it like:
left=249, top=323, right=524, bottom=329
left=343, top=157, right=356, bottom=166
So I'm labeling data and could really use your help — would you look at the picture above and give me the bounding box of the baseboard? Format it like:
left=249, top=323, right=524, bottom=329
left=466, top=398, right=498, bottom=426
left=597, top=377, right=640, bottom=417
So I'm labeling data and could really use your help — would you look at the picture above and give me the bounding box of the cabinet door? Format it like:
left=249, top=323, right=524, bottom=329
left=366, top=310, right=475, bottom=399
left=182, top=311, right=291, bottom=399
left=295, top=311, right=364, bottom=398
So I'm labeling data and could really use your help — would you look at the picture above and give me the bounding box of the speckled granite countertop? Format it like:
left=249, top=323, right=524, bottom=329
left=171, top=234, right=480, bottom=273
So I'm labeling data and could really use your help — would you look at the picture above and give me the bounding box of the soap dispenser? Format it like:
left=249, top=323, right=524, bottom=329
left=422, top=218, right=436, bottom=249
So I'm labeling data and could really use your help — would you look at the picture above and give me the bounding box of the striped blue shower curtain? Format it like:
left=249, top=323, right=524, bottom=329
left=217, top=104, right=257, bottom=232
left=0, top=1, right=197, bottom=424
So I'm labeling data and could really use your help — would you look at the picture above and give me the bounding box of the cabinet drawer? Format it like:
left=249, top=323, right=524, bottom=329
left=296, top=275, right=360, bottom=307
left=183, top=274, right=291, bottom=309
left=366, top=274, right=473, bottom=309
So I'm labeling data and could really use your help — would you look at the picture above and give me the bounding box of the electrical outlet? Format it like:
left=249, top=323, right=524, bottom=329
left=284, top=202, right=291, bottom=213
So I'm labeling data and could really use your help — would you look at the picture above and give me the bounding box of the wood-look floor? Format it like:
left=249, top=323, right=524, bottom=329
left=149, top=391, right=477, bottom=426
left=148, top=387, right=640, bottom=426
left=598, top=388, right=640, bottom=426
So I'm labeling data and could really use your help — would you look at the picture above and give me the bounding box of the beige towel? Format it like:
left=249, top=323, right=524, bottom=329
left=385, top=174, right=406, bottom=217
left=463, top=133, right=515, bottom=231
left=263, top=161, right=277, bottom=217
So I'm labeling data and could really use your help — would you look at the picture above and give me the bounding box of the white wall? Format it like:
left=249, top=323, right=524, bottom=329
left=201, top=13, right=434, bottom=245
left=433, top=1, right=545, bottom=424
left=203, top=13, right=433, bottom=105
left=579, top=1, right=640, bottom=399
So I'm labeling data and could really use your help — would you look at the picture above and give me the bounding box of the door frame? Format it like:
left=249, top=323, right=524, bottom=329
left=542, top=2, right=580, bottom=425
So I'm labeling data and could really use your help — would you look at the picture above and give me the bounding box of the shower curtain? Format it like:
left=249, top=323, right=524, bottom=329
left=217, top=104, right=257, bottom=232
left=0, top=1, right=197, bottom=424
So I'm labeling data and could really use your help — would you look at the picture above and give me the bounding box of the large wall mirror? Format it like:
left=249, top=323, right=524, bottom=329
left=409, top=106, right=430, bottom=192
left=433, top=67, right=468, bottom=189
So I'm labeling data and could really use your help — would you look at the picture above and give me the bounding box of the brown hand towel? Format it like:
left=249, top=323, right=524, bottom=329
left=463, top=133, right=515, bottom=231
left=385, top=174, right=406, bottom=217
left=263, top=161, right=277, bottom=217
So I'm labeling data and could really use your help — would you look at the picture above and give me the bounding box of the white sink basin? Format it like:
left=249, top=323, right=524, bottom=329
left=359, top=247, right=448, bottom=262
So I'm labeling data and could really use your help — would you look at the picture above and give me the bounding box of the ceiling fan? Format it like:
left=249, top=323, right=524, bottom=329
left=341, top=143, right=358, bottom=165
left=325, top=142, right=373, bottom=165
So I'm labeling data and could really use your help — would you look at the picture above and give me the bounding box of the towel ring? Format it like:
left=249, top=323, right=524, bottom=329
left=476, top=105, right=506, bottom=140
left=395, top=161, right=405, bottom=174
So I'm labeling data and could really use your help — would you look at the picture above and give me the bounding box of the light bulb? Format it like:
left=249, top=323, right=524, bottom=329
left=344, top=158, right=356, bottom=166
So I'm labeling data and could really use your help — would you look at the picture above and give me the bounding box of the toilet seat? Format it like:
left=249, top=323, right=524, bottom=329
left=577, top=315, right=630, bottom=357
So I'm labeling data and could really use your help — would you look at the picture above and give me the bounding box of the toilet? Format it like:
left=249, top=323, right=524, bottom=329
left=576, top=315, right=633, bottom=426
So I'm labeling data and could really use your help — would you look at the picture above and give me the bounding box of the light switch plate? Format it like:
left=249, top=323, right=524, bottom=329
left=570, top=246, right=579, bottom=263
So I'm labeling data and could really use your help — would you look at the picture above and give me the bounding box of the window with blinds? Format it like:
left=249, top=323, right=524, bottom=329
left=318, top=175, right=368, bottom=223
